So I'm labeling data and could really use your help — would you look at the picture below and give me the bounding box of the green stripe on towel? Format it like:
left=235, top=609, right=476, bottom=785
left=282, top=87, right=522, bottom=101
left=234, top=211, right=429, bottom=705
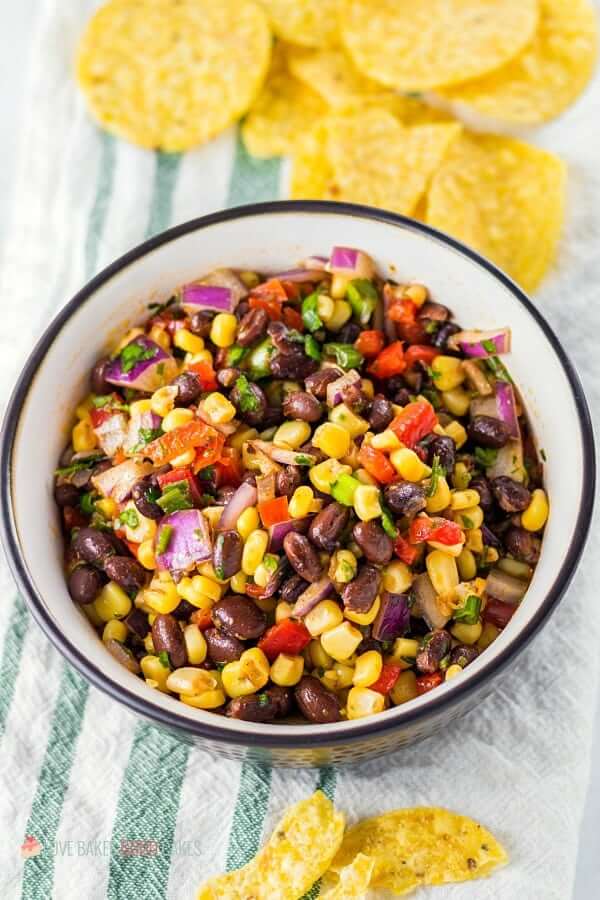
left=146, top=152, right=182, bottom=238
left=0, top=595, right=28, bottom=740
left=85, top=132, right=117, bottom=277
left=227, top=133, right=281, bottom=207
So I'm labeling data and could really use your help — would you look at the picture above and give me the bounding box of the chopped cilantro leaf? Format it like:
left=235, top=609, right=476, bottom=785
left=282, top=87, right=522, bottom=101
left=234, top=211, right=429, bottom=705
left=294, top=454, right=313, bottom=466
left=235, top=374, right=259, bottom=413
left=474, top=446, right=498, bottom=468
left=461, top=515, right=475, bottom=529
left=54, top=453, right=105, bottom=477
left=158, top=650, right=171, bottom=669
left=257, top=693, right=269, bottom=707
left=426, top=453, right=446, bottom=497
left=485, top=355, right=513, bottom=383
left=540, top=448, right=547, bottom=462
left=482, top=338, right=497, bottom=354
left=424, top=320, right=440, bottom=335
left=226, top=345, right=249, bottom=367
left=119, top=341, right=158, bottom=374
left=138, top=426, right=163, bottom=445
left=380, top=504, right=398, bottom=539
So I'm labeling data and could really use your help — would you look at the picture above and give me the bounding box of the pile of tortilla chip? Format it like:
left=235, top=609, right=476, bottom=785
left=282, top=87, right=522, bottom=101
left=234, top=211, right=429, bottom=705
left=76, top=0, right=597, bottom=292
left=195, top=790, right=508, bottom=899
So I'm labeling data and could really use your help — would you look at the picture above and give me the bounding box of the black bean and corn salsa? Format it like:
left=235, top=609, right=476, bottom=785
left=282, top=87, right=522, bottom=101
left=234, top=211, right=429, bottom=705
left=55, top=246, right=549, bottom=724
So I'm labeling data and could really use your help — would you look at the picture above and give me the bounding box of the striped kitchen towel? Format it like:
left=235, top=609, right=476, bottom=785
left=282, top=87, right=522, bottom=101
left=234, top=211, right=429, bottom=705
left=1, top=2, right=600, bottom=899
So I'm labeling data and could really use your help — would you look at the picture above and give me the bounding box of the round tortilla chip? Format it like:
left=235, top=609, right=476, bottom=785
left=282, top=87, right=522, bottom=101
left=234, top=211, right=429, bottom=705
left=440, top=0, right=598, bottom=123
left=257, top=0, right=342, bottom=48
left=341, top=0, right=539, bottom=91
left=426, top=133, right=566, bottom=292
left=76, top=0, right=271, bottom=151
left=289, top=121, right=333, bottom=200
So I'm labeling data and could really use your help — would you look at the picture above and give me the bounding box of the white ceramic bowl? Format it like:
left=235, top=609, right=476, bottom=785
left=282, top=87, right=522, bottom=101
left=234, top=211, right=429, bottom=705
left=0, top=202, right=595, bottom=766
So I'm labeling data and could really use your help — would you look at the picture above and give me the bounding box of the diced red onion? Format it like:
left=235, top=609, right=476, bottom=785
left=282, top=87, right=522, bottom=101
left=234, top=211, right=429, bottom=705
left=270, top=269, right=327, bottom=283
left=495, top=381, right=520, bottom=439
left=481, top=524, right=502, bottom=551
left=327, top=246, right=375, bottom=279
left=485, top=568, right=528, bottom=604
left=104, top=337, right=177, bottom=392
left=125, top=410, right=162, bottom=455
left=155, top=509, right=212, bottom=573
left=256, top=473, right=276, bottom=505
left=486, top=438, right=526, bottom=482
left=268, top=517, right=312, bottom=552
left=301, top=255, right=328, bottom=271
left=292, top=577, right=333, bottom=617
left=449, top=328, right=511, bottom=358
left=92, top=459, right=153, bottom=502
left=199, top=268, right=248, bottom=303
left=326, top=369, right=361, bottom=407
left=411, top=572, right=450, bottom=629
left=261, top=444, right=315, bottom=467
left=258, top=558, right=290, bottom=600
left=217, top=481, right=257, bottom=532
left=181, top=284, right=233, bottom=314
left=94, top=412, right=129, bottom=457
left=371, top=592, right=410, bottom=642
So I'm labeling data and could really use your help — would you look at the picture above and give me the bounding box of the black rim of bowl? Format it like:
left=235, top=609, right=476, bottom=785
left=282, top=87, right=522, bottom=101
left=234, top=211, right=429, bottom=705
left=0, top=200, right=596, bottom=748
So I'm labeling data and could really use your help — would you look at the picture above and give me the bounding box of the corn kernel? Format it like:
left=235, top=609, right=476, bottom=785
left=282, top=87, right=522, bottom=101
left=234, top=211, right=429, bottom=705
left=270, top=653, right=305, bottom=687
left=404, top=283, right=428, bottom=306
left=431, top=355, right=465, bottom=391
left=162, top=407, right=194, bottom=432
left=347, top=686, right=385, bottom=719
left=167, top=667, right=218, bottom=695
left=454, top=505, right=484, bottom=530
left=185, top=349, right=213, bottom=366
left=445, top=664, right=463, bottom=681
left=330, top=273, right=351, bottom=299
left=169, top=448, right=196, bottom=468
left=273, top=420, right=311, bottom=449
left=355, top=467, right=377, bottom=486
left=150, top=385, right=178, bottom=417
left=143, top=633, right=155, bottom=654
left=222, top=647, right=269, bottom=697
left=321, top=662, right=355, bottom=691
left=202, top=392, right=237, bottom=425
left=230, top=426, right=259, bottom=451
left=289, top=486, right=314, bottom=519
left=451, top=621, right=483, bottom=644
left=237, top=506, right=260, bottom=540
left=320, top=621, right=363, bottom=661
left=329, top=403, right=369, bottom=438
left=275, top=601, right=294, bottom=623
left=102, top=619, right=128, bottom=643
left=252, top=559, right=273, bottom=588
left=140, top=655, right=170, bottom=692
left=230, top=571, right=247, bottom=594
left=370, top=429, right=402, bottom=452
left=390, top=448, right=430, bottom=481
left=176, top=574, right=221, bottom=606
left=148, top=324, right=171, bottom=351
left=353, top=650, right=383, bottom=688
left=331, top=549, right=357, bottom=584
left=181, top=688, right=226, bottom=709
left=426, top=550, right=459, bottom=597
left=391, top=637, right=420, bottom=663
left=309, top=459, right=352, bottom=495
left=120, top=503, right=157, bottom=544
left=129, top=399, right=152, bottom=417
left=94, top=582, right=132, bottom=622
left=309, top=639, right=333, bottom=669
left=425, top=475, right=451, bottom=514
left=441, top=387, right=470, bottom=417
left=453, top=461, right=472, bottom=490
left=174, top=328, right=205, bottom=355
left=72, top=419, right=97, bottom=452
left=382, top=561, right=413, bottom=594
left=317, top=294, right=335, bottom=322
left=444, top=421, right=467, bottom=448
left=451, top=489, right=481, bottom=510
left=345, top=594, right=380, bottom=625
left=465, top=528, right=484, bottom=553
left=242, top=529, right=269, bottom=576
left=114, top=328, right=144, bottom=352
left=183, top=624, right=207, bottom=665
left=210, top=312, right=238, bottom=348
left=457, top=548, right=477, bottom=581
left=390, top=670, right=418, bottom=705
left=76, top=396, right=94, bottom=420
left=477, top=621, right=500, bottom=650
left=327, top=299, right=352, bottom=331
left=239, top=270, right=260, bottom=288
left=305, top=599, right=344, bottom=637
left=96, top=497, right=118, bottom=520
left=312, top=422, right=351, bottom=459
left=521, top=489, right=549, bottom=532
left=143, top=578, right=180, bottom=615
left=353, top=484, right=382, bottom=522
left=497, top=558, right=532, bottom=580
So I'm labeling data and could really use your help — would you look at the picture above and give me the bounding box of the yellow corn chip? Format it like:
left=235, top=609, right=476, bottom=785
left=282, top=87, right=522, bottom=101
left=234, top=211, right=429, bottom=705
left=341, top=0, right=539, bottom=91
left=76, top=0, right=271, bottom=151
left=426, top=133, right=566, bottom=292
left=322, top=853, right=374, bottom=899
left=257, top=0, right=342, bottom=48
left=242, top=64, right=327, bottom=158
left=331, top=807, right=508, bottom=895
left=289, top=121, right=334, bottom=200
left=196, top=791, right=345, bottom=900
left=440, top=0, right=599, bottom=124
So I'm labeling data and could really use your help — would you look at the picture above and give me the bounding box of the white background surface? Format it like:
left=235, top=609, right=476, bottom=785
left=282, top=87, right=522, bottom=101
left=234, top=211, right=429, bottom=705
left=0, top=4, right=598, bottom=897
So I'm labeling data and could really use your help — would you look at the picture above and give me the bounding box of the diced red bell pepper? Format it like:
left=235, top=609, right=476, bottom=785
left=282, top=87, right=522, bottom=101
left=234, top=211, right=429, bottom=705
left=367, top=341, right=406, bottom=379
left=249, top=294, right=282, bottom=321
left=394, top=533, right=419, bottom=565
left=281, top=281, right=301, bottom=301
left=187, top=360, right=218, bottom=392
left=404, top=344, right=439, bottom=370
left=355, top=330, right=385, bottom=358
left=415, top=672, right=444, bottom=695
left=193, top=430, right=225, bottom=472
left=257, top=495, right=290, bottom=528
left=389, top=298, right=428, bottom=344
left=215, top=448, right=243, bottom=487
left=390, top=400, right=438, bottom=448
left=157, top=466, right=203, bottom=506
left=483, top=598, right=517, bottom=629
left=409, top=515, right=463, bottom=547
left=370, top=662, right=402, bottom=695
left=358, top=444, right=396, bottom=484
left=258, top=619, right=311, bottom=661
left=146, top=420, right=221, bottom=467
left=190, top=609, right=213, bottom=630
left=251, top=278, right=288, bottom=302
left=282, top=306, right=304, bottom=331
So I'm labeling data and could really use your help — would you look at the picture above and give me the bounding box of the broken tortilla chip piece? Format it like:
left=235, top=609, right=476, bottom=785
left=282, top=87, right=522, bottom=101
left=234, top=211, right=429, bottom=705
left=322, top=853, right=374, bottom=899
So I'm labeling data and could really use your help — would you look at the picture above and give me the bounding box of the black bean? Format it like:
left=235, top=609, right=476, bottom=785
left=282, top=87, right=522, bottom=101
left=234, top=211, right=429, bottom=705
left=450, top=644, right=480, bottom=668
left=237, top=308, right=269, bottom=347
left=234, top=300, right=250, bottom=321
left=171, top=599, right=197, bottom=621
left=504, top=527, right=541, bottom=564
left=352, top=521, right=393, bottom=565
left=54, top=482, right=81, bottom=508
left=428, top=434, right=456, bottom=474
left=468, top=415, right=510, bottom=449
left=276, top=465, right=302, bottom=499
left=131, top=478, right=163, bottom=520
left=72, top=527, right=116, bottom=567
left=418, top=301, right=450, bottom=322
left=308, top=503, right=349, bottom=553
left=125, top=608, right=150, bottom=639
left=384, top=481, right=427, bottom=517
left=304, top=368, right=342, bottom=399
left=68, top=564, right=104, bottom=604
left=204, top=627, right=245, bottom=665
left=213, top=530, right=243, bottom=580
left=212, top=595, right=267, bottom=640
left=368, top=395, right=393, bottom=431
left=342, top=564, right=381, bottom=613
left=189, top=310, right=215, bottom=337
left=105, top=639, right=141, bottom=674
left=283, top=532, right=323, bottom=582
left=294, top=676, right=341, bottom=723
left=227, top=686, right=292, bottom=722
left=415, top=630, right=452, bottom=674
left=230, top=381, right=267, bottom=426
left=171, top=371, right=202, bottom=406
left=469, top=475, right=494, bottom=512
left=282, top=391, right=322, bottom=422
left=90, top=358, right=111, bottom=395
left=217, top=367, right=241, bottom=389
left=393, top=387, right=413, bottom=407
left=336, top=322, right=361, bottom=344
left=491, top=476, right=532, bottom=513
left=279, top=574, right=309, bottom=603
left=270, top=348, right=318, bottom=380
left=432, top=322, right=461, bottom=350
left=152, top=614, right=187, bottom=668
left=341, top=382, right=370, bottom=414
left=104, top=556, right=147, bottom=593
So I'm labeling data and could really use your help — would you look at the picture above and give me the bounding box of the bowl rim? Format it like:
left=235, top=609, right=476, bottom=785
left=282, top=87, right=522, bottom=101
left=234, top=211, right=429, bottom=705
left=0, top=199, right=595, bottom=748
